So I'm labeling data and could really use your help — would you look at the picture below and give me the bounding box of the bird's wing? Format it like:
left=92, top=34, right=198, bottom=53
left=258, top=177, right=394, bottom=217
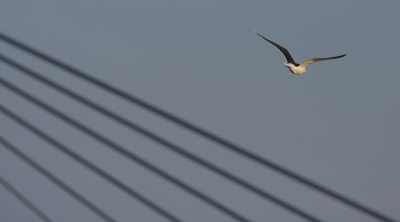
left=299, top=54, right=347, bottom=68
left=254, top=31, right=296, bottom=64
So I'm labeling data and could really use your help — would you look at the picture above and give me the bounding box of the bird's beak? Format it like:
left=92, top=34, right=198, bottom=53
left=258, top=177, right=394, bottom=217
left=305, top=70, right=307, bottom=73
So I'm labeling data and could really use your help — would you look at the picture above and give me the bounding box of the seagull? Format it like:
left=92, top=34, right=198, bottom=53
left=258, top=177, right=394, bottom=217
left=254, top=31, right=346, bottom=75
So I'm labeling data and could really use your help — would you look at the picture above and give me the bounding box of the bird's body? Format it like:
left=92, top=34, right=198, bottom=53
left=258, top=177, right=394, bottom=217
left=254, top=31, right=346, bottom=75
left=284, top=63, right=306, bottom=75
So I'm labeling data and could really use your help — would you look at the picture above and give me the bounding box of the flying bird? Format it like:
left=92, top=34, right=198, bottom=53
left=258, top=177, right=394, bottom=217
left=254, top=31, right=346, bottom=75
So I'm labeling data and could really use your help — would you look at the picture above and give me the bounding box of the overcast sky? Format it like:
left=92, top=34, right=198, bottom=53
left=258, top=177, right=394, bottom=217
left=1, top=1, right=399, bottom=222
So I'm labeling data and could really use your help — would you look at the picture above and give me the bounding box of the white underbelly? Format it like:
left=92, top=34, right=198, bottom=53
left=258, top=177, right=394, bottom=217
left=289, top=67, right=305, bottom=75
left=284, top=63, right=306, bottom=75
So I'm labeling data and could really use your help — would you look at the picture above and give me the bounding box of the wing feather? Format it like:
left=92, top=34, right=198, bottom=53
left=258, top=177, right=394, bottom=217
left=299, top=54, right=347, bottom=68
left=254, top=31, right=296, bottom=64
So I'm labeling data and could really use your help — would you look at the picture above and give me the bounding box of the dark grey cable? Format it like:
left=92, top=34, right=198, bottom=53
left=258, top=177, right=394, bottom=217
left=0, top=136, right=118, bottom=222
left=0, top=53, right=325, bottom=222
left=0, top=79, right=251, bottom=222
left=0, top=175, right=54, bottom=222
left=0, top=111, right=184, bottom=222
left=0, top=31, right=397, bottom=222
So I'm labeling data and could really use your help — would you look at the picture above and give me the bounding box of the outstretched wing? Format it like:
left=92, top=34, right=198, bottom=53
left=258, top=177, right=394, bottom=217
left=299, top=54, right=347, bottom=68
left=254, top=31, right=296, bottom=64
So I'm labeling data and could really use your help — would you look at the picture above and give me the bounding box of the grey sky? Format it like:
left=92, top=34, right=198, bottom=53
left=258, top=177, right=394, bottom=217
left=1, top=1, right=399, bottom=222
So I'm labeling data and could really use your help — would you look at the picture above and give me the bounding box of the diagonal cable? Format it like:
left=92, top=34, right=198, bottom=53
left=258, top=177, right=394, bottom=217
left=0, top=136, right=118, bottom=222
left=0, top=53, right=325, bottom=222
left=0, top=133, right=183, bottom=222
left=0, top=31, right=397, bottom=222
left=0, top=111, right=184, bottom=222
left=0, top=79, right=251, bottom=222
left=0, top=175, right=54, bottom=222
left=0, top=110, right=184, bottom=222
